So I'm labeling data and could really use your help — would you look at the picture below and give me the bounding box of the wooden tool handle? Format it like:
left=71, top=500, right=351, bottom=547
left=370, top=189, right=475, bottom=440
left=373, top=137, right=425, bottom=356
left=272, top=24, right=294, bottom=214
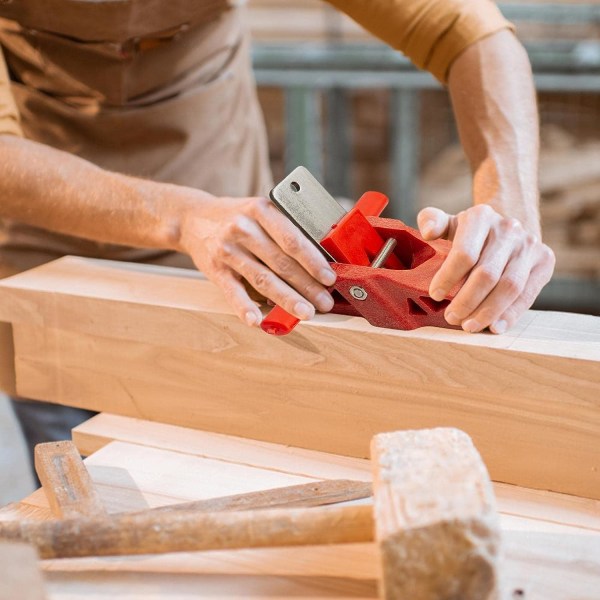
left=143, top=479, right=372, bottom=515
left=34, top=441, right=106, bottom=519
left=0, top=505, right=374, bottom=559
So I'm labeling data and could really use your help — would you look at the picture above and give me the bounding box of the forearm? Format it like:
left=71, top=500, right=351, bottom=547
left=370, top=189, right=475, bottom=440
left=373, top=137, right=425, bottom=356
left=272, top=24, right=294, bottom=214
left=0, top=134, right=197, bottom=250
left=448, top=30, right=540, bottom=237
left=0, top=134, right=337, bottom=326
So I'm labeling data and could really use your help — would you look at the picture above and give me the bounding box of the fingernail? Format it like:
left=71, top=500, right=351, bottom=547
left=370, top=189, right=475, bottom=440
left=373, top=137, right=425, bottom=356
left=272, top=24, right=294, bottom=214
left=463, top=319, right=482, bottom=333
left=245, top=311, right=260, bottom=327
left=431, top=288, right=446, bottom=301
left=294, top=301, right=314, bottom=320
left=320, top=268, right=337, bottom=286
left=422, top=220, right=436, bottom=237
left=445, top=311, right=460, bottom=325
left=492, top=320, right=507, bottom=334
left=316, top=291, right=334, bottom=312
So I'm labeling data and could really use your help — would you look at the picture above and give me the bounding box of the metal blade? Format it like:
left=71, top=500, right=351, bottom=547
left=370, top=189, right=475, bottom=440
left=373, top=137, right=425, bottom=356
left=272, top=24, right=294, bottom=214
left=270, top=166, right=347, bottom=261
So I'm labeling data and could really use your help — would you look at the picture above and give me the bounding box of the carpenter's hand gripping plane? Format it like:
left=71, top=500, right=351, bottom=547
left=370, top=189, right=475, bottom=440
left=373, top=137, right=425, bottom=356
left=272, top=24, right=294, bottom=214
left=261, top=167, right=459, bottom=336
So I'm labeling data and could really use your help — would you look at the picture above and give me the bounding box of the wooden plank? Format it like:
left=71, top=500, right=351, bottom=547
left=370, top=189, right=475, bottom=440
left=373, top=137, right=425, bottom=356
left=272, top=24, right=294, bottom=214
left=73, top=414, right=371, bottom=481
left=34, top=441, right=107, bottom=519
left=73, top=414, right=600, bottom=532
left=7, top=431, right=600, bottom=599
left=0, top=322, right=16, bottom=395
left=0, top=542, right=47, bottom=600
left=371, top=428, right=499, bottom=599
left=0, top=257, right=598, bottom=499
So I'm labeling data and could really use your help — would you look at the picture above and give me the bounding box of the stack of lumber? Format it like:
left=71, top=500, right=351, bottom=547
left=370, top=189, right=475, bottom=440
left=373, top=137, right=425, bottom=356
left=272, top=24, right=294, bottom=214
left=0, top=413, right=598, bottom=599
left=419, top=125, right=600, bottom=279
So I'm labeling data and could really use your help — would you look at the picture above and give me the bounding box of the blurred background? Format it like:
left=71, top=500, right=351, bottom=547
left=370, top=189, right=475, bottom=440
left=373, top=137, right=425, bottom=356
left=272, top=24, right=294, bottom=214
left=248, top=0, right=600, bottom=315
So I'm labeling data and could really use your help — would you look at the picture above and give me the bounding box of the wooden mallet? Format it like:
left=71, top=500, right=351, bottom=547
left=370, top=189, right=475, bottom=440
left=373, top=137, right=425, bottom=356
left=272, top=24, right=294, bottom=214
left=0, top=428, right=500, bottom=600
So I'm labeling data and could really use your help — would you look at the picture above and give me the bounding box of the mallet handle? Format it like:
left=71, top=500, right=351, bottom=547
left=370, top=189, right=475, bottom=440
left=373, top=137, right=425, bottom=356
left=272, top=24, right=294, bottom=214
left=0, top=505, right=374, bottom=559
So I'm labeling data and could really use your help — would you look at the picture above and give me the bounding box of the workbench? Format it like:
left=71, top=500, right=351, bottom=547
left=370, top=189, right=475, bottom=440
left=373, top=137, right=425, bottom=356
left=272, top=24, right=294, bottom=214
left=0, top=413, right=598, bottom=599
left=0, top=257, right=598, bottom=598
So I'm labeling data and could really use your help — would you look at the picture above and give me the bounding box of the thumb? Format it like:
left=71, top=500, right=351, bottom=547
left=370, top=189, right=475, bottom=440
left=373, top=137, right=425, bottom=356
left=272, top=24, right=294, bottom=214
left=417, top=207, right=451, bottom=240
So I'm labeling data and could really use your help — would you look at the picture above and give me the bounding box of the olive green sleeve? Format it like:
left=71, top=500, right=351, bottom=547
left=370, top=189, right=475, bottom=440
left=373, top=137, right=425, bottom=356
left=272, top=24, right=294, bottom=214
left=324, top=0, right=515, bottom=83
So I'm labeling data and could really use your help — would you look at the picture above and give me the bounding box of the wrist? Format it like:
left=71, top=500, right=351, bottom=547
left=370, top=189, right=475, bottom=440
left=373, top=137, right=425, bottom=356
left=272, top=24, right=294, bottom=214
left=124, top=176, right=213, bottom=253
left=472, top=155, right=541, bottom=238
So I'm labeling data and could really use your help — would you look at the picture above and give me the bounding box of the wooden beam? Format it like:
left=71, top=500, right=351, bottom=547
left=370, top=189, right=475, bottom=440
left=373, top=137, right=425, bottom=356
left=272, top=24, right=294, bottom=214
left=72, top=414, right=600, bottom=533
left=4, top=417, right=600, bottom=599
left=0, top=256, right=598, bottom=499
left=0, top=322, right=16, bottom=395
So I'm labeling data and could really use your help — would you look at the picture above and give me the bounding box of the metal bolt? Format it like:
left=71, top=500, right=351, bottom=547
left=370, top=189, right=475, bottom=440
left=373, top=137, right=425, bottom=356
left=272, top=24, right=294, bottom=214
left=349, top=286, right=368, bottom=301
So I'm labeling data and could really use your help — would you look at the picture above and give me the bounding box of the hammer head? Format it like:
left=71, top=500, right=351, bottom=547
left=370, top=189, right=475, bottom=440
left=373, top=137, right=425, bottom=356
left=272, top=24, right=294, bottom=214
left=371, top=428, right=500, bottom=600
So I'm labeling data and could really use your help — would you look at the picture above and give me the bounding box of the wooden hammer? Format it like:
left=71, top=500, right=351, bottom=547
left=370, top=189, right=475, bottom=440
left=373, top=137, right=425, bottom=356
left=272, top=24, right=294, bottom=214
left=1, top=428, right=500, bottom=599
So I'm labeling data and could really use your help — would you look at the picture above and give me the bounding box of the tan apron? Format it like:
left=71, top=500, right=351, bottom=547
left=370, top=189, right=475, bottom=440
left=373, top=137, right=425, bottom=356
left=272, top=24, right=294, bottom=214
left=0, top=0, right=272, bottom=277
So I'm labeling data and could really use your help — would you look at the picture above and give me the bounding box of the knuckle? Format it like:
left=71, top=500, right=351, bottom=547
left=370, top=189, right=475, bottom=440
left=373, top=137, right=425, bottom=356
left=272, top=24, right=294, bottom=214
left=274, top=253, right=295, bottom=275
left=280, top=231, right=301, bottom=255
left=541, top=244, right=556, bottom=266
left=224, top=216, right=250, bottom=239
left=472, top=204, right=496, bottom=220
left=247, top=196, right=270, bottom=219
left=454, top=248, right=477, bottom=269
left=525, top=233, right=538, bottom=247
left=501, top=275, right=523, bottom=296
left=475, top=204, right=493, bottom=216
left=499, top=217, right=522, bottom=233
left=219, top=242, right=235, bottom=260
left=252, top=270, right=274, bottom=291
left=473, top=265, right=498, bottom=286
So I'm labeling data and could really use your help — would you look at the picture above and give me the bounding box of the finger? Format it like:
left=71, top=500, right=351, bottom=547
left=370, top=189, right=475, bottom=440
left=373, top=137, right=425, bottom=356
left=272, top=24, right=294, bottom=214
left=418, top=207, right=451, bottom=240
left=459, top=245, right=534, bottom=333
left=252, top=200, right=337, bottom=287
left=221, top=246, right=316, bottom=321
left=213, top=268, right=263, bottom=327
left=489, top=246, right=555, bottom=334
left=429, top=207, right=495, bottom=301
left=223, top=215, right=334, bottom=313
left=444, top=222, right=519, bottom=326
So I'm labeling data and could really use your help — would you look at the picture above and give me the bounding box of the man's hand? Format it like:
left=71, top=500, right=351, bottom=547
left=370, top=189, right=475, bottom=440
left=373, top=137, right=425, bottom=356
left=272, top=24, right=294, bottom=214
left=418, top=205, right=555, bottom=334
left=177, top=195, right=336, bottom=328
left=0, top=136, right=336, bottom=329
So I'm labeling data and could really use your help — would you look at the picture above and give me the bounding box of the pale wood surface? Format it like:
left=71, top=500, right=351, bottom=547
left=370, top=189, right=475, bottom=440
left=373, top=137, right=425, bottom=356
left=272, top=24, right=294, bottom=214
left=0, top=542, right=47, bottom=600
left=0, top=415, right=598, bottom=599
left=0, top=257, right=597, bottom=499
left=34, top=441, right=107, bottom=519
left=0, top=322, right=16, bottom=395
left=73, top=414, right=600, bottom=533
left=371, top=429, right=499, bottom=599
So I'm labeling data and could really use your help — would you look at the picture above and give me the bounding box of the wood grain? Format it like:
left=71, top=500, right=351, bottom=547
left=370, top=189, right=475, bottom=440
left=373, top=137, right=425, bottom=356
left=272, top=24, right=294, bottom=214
left=72, top=414, right=600, bottom=533
left=143, top=480, right=372, bottom=515
left=0, top=257, right=598, bottom=499
left=4, top=423, right=599, bottom=599
left=34, top=441, right=106, bottom=519
left=371, top=428, right=499, bottom=600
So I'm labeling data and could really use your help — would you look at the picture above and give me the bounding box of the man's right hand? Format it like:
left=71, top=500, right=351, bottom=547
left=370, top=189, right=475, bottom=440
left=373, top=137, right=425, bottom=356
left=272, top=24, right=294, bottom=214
left=0, top=136, right=336, bottom=328
left=176, top=194, right=337, bottom=327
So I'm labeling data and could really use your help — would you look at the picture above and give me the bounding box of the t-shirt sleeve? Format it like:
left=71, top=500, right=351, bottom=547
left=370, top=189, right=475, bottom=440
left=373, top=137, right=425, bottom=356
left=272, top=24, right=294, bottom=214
left=0, top=47, right=23, bottom=137
left=324, top=0, right=515, bottom=83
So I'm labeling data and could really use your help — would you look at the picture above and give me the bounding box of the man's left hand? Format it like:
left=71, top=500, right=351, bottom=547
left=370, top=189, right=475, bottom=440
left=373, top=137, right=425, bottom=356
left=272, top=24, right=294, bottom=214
left=418, top=205, right=555, bottom=334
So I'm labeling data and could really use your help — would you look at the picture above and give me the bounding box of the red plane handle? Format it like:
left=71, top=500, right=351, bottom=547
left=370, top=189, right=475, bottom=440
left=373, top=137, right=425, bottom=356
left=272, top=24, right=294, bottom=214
left=261, top=305, right=300, bottom=336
